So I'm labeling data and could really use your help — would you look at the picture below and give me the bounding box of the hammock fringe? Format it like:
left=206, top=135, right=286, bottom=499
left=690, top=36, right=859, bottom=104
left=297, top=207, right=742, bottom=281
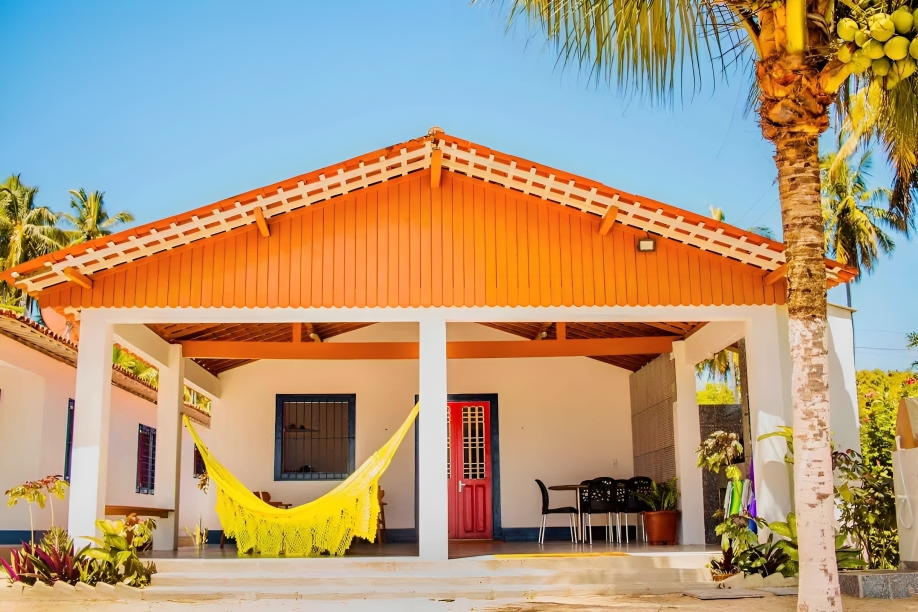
left=184, top=402, right=419, bottom=557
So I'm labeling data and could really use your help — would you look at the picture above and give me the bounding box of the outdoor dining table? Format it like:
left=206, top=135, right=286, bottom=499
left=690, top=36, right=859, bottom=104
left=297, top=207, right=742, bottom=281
left=548, top=483, right=589, bottom=542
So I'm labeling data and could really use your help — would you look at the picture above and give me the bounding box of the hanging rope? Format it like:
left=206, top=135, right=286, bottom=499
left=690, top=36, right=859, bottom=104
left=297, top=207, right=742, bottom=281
left=184, top=402, right=418, bottom=557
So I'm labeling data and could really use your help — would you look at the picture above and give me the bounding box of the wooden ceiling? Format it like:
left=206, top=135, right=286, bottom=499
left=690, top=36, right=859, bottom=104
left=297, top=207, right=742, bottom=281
left=478, top=322, right=700, bottom=371
left=147, top=321, right=703, bottom=375
left=147, top=322, right=374, bottom=374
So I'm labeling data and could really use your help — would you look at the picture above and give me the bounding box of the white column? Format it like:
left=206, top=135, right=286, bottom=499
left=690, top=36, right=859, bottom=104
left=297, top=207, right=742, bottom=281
left=671, top=340, right=705, bottom=545
left=418, top=317, right=448, bottom=560
left=152, top=343, right=185, bottom=550
left=744, top=306, right=794, bottom=524
left=68, top=310, right=114, bottom=548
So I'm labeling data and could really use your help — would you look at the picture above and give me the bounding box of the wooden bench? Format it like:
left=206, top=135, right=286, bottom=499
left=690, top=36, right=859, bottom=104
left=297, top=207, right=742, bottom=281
left=104, top=505, right=174, bottom=519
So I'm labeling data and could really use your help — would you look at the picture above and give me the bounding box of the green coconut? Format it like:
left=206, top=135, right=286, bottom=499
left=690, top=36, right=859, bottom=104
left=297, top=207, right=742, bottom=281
left=855, top=29, right=872, bottom=47
left=872, top=57, right=892, bottom=76
left=850, top=49, right=872, bottom=73
left=891, top=7, right=914, bottom=34
left=885, top=36, right=911, bottom=60
left=838, top=44, right=854, bottom=63
left=869, top=14, right=896, bottom=42
left=863, top=38, right=887, bottom=59
left=889, top=57, right=918, bottom=89
left=837, top=17, right=860, bottom=41
left=911, top=36, right=918, bottom=60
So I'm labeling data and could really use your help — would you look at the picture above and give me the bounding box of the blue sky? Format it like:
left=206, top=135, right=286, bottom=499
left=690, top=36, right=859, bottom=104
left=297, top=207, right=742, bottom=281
left=1, top=0, right=914, bottom=371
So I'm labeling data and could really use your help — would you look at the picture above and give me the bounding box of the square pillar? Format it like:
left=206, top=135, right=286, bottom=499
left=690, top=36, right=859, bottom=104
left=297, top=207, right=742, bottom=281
left=152, top=343, right=185, bottom=550
left=418, top=317, right=448, bottom=560
left=671, top=341, right=705, bottom=545
left=68, top=311, right=114, bottom=548
left=744, top=307, right=794, bottom=524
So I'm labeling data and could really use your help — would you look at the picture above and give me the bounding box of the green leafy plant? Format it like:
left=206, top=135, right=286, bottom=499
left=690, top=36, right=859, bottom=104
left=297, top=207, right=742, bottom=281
left=80, top=518, right=157, bottom=587
left=769, top=512, right=866, bottom=574
left=4, top=476, right=68, bottom=545
left=636, top=478, right=679, bottom=511
left=761, top=420, right=900, bottom=570
left=27, top=527, right=85, bottom=586
left=0, top=542, right=38, bottom=585
left=835, top=448, right=899, bottom=569
left=735, top=537, right=794, bottom=577
left=695, top=431, right=744, bottom=482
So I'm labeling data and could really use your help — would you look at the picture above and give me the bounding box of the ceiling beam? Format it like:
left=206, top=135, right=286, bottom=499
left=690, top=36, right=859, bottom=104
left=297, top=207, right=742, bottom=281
left=180, top=336, right=678, bottom=360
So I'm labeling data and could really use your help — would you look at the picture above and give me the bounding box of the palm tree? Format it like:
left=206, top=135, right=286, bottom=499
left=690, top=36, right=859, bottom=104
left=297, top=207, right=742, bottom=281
left=0, top=175, right=68, bottom=305
left=696, top=346, right=741, bottom=401
left=501, top=2, right=917, bottom=608
left=908, top=331, right=917, bottom=369
left=63, top=189, right=134, bottom=245
left=821, top=146, right=897, bottom=307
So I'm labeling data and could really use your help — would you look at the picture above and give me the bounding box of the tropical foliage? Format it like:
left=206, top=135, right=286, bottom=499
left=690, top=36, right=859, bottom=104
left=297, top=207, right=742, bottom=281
left=635, top=477, right=680, bottom=511
left=696, top=382, right=738, bottom=405
left=4, top=476, right=69, bottom=545
left=909, top=331, right=918, bottom=368
left=822, top=145, right=897, bottom=277
left=63, top=189, right=134, bottom=245
left=0, top=520, right=157, bottom=588
left=112, top=344, right=159, bottom=387
left=858, top=368, right=918, bottom=465
left=0, top=176, right=68, bottom=305
left=0, top=175, right=135, bottom=308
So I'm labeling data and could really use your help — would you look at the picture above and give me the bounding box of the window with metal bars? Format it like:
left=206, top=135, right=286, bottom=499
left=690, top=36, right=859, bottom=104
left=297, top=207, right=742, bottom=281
left=274, top=394, right=355, bottom=481
left=136, top=424, right=156, bottom=494
left=193, top=445, right=206, bottom=478
left=63, top=399, right=75, bottom=481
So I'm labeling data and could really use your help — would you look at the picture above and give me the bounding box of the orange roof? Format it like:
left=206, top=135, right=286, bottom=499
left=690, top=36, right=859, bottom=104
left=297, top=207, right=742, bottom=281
left=3, top=129, right=855, bottom=307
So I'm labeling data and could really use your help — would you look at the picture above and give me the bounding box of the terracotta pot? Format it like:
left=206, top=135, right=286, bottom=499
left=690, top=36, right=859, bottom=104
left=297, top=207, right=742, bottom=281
left=642, top=510, right=679, bottom=545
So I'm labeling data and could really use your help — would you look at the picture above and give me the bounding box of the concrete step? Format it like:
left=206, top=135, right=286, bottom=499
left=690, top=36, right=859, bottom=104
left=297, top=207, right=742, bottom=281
left=150, top=566, right=710, bottom=587
left=135, top=580, right=718, bottom=601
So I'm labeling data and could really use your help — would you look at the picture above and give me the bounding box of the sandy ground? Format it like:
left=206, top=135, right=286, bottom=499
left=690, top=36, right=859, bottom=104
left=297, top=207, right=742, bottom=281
left=1, top=594, right=916, bottom=611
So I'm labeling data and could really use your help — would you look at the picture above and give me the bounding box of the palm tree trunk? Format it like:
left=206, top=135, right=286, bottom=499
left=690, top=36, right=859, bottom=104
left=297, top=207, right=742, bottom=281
left=773, top=131, right=841, bottom=611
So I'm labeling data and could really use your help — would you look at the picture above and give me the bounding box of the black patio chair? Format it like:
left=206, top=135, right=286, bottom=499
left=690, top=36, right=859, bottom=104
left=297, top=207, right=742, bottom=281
left=535, top=479, right=579, bottom=544
left=586, top=477, right=618, bottom=544
left=611, top=480, right=628, bottom=543
left=625, top=476, right=653, bottom=543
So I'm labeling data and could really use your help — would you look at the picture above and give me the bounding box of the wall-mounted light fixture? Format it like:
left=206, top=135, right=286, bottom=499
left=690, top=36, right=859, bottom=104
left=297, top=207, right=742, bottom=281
left=637, top=236, right=656, bottom=252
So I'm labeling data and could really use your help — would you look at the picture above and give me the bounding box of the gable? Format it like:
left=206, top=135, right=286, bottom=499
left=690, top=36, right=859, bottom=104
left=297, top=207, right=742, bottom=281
left=37, top=169, right=786, bottom=311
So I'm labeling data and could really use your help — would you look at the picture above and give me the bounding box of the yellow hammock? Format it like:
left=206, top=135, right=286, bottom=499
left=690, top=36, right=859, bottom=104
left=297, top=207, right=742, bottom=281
left=183, top=402, right=419, bottom=557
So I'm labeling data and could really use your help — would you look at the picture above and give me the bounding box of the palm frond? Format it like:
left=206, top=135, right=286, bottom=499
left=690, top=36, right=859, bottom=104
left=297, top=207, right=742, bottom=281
left=507, top=0, right=742, bottom=105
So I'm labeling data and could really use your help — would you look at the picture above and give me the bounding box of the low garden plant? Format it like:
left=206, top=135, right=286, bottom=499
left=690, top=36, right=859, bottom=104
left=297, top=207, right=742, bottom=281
left=2, top=478, right=157, bottom=588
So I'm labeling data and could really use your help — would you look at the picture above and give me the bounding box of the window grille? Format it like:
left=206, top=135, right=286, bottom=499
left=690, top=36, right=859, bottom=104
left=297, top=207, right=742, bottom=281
left=63, top=399, right=75, bottom=481
left=193, top=445, right=206, bottom=478
left=462, top=405, right=486, bottom=479
left=136, top=424, right=156, bottom=494
left=275, top=394, right=355, bottom=481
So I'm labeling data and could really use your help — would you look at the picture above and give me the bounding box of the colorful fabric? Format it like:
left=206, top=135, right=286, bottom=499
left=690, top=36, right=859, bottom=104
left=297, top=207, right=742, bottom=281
left=183, top=402, right=419, bottom=557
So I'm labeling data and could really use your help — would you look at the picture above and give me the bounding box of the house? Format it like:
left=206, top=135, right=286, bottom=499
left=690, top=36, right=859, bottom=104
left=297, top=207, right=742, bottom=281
left=0, top=129, right=860, bottom=560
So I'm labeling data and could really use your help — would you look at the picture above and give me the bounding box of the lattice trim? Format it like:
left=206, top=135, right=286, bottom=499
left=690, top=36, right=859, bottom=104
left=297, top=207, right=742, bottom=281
left=7, top=132, right=852, bottom=293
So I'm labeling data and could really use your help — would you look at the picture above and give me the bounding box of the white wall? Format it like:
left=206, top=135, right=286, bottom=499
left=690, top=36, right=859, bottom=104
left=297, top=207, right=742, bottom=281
left=827, top=304, right=860, bottom=454
left=0, top=335, right=157, bottom=534
left=204, top=322, right=633, bottom=533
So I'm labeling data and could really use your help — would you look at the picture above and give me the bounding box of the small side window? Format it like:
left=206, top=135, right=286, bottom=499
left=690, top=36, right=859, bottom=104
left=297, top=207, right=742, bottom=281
left=136, top=424, right=156, bottom=494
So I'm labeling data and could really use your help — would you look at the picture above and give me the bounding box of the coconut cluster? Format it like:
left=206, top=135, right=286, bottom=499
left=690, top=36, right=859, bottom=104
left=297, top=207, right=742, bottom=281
left=835, top=6, right=918, bottom=89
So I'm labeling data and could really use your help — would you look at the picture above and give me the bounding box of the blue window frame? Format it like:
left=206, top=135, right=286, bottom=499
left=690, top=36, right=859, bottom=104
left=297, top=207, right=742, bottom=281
left=275, top=394, right=355, bottom=481
left=136, top=424, right=156, bottom=494
left=63, top=399, right=75, bottom=481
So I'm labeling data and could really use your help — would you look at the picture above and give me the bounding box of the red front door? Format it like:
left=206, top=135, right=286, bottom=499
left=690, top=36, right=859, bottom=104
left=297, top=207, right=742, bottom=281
left=447, top=401, right=493, bottom=539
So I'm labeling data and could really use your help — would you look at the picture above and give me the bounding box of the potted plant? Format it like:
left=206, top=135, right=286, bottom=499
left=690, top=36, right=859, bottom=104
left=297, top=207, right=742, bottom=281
left=636, top=478, right=680, bottom=545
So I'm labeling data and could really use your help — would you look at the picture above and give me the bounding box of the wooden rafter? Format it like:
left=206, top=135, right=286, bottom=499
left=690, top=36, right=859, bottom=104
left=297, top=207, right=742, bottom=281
left=180, top=336, right=678, bottom=360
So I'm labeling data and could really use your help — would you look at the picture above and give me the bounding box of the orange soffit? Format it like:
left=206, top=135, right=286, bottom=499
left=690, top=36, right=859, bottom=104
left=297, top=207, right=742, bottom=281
left=2, top=130, right=856, bottom=311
